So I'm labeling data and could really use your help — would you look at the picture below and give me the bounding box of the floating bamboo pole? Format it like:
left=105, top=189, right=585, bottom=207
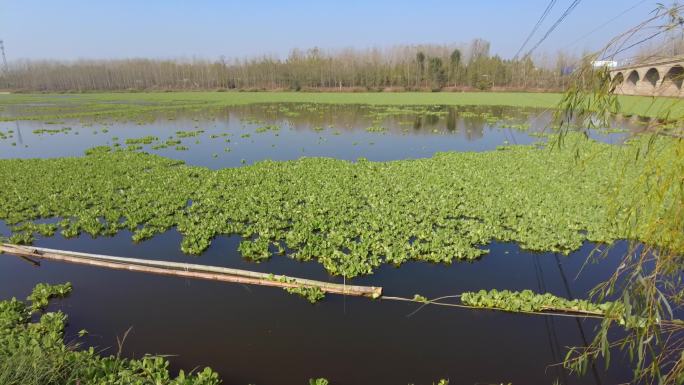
left=0, top=243, right=382, bottom=298
left=2, top=244, right=668, bottom=323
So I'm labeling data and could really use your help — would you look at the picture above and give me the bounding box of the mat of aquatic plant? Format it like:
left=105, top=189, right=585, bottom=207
left=0, top=132, right=669, bottom=278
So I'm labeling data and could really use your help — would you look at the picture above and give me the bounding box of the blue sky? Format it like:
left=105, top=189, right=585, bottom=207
left=0, top=0, right=661, bottom=61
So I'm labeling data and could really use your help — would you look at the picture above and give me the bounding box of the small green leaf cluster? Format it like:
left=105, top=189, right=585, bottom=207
left=498, top=122, right=530, bottom=130
left=84, top=145, right=112, bottom=155
left=124, top=136, right=159, bottom=145
left=175, top=130, right=204, bottom=138
left=363, top=105, right=448, bottom=119
left=240, top=117, right=265, bottom=125
left=0, top=129, right=14, bottom=140
left=32, top=127, right=72, bottom=135
left=118, top=131, right=209, bottom=152
left=284, top=286, right=326, bottom=303
left=460, top=289, right=623, bottom=316
left=365, top=125, right=386, bottom=133
left=25, top=282, right=72, bottom=312
left=5, top=222, right=57, bottom=244
left=309, top=378, right=329, bottom=385
left=268, top=275, right=326, bottom=303
left=412, top=294, right=429, bottom=303
left=255, top=124, right=280, bottom=133
left=151, top=139, right=182, bottom=150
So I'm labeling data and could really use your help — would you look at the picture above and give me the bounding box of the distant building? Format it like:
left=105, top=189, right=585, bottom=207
left=561, top=66, right=575, bottom=75
left=592, top=60, right=618, bottom=68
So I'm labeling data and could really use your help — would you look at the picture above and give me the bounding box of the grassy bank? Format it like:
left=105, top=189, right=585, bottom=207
left=1, top=91, right=681, bottom=121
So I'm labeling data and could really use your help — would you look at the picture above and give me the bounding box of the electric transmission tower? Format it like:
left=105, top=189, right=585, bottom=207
left=0, top=40, right=8, bottom=73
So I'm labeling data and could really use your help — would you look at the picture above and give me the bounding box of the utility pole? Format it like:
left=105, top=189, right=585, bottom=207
left=0, top=40, right=7, bottom=73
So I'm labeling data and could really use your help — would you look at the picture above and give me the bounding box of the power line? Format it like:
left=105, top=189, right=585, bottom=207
left=611, top=29, right=667, bottom=57
left=565, top=0, right=647, bottom=49
left=524, top=0, right=584, bottom=58
left=513, top=0, right=559, bottom=60
left=525, top=0, right=583, bottom=57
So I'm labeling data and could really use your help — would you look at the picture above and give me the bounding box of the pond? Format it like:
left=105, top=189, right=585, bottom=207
left=0, top=103, right=642, bottom=167
left=0, top=103, right=640, bottom=385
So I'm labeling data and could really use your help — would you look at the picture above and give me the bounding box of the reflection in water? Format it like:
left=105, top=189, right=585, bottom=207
left=424, top=113, right=440, bottom=127
left=0, top=103, right=635, bottom=169
left=555, top=253, right=604, bottom=385
left=14, top=121, right=23, bottom=146
left=462, top=116, right=486, bottom=140
left=446, top=109, right=457, bottom=132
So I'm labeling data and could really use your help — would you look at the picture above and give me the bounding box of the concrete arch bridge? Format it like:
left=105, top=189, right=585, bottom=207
left=610, top=56, right=684, bottom=97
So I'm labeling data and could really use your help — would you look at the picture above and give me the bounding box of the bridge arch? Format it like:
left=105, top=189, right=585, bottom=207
left=663, top=65, right=684, bottom=89
left=612, top=71, right=624, bottom=83
left=644, top=67, right=660, bottom=88
left=611, top=72, right=625, bottom=91
left=626, top=70, right=640, bottom=87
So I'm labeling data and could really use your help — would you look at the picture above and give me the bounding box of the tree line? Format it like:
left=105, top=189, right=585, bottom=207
left=0, top=40, right=576, bottom=92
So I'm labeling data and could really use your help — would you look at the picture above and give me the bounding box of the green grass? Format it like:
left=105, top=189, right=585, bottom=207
left=2, top=91, right=681, bottom=121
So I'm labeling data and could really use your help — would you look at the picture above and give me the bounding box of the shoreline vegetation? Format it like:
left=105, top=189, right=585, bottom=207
left=0, top=91, right=683, bottom=121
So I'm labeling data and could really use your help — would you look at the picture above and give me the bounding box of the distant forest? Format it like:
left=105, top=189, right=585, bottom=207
left=0, top=39, right=577, bottom=92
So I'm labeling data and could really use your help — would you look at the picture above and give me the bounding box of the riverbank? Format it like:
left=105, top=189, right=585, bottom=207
left=0, top=91, right=682, bottom=121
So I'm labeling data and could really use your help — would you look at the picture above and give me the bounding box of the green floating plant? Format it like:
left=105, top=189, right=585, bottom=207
left=26, top=282, right=72, bottom=312
left=0, top=133, right=676, bottom=279
left=284, top=286, right=326, bottom=304
left=460, top=289, right=623, bottom=317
